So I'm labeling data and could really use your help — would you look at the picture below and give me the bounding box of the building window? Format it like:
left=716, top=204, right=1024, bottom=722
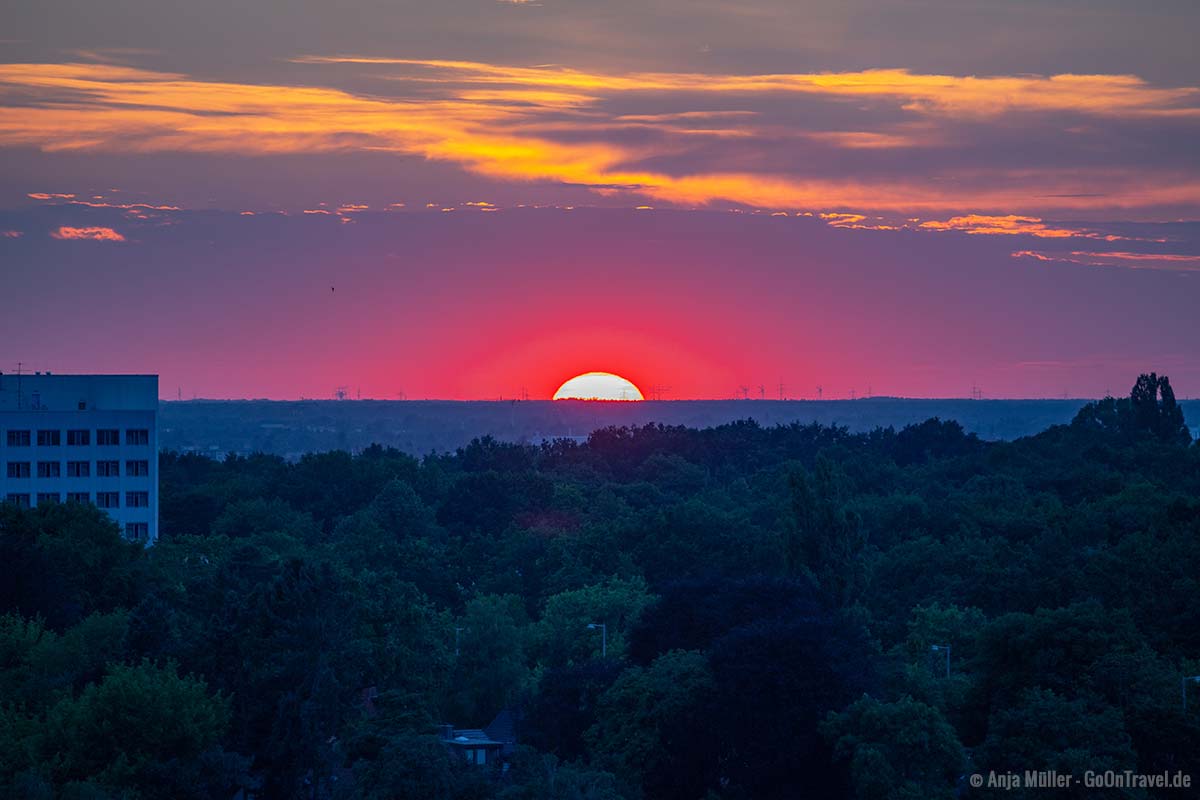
left=5, top=494, right=31, bottom=508
left=124, top=522, right=149, bottom=541
left=37, top=493, right=60, bottom=505
left=6, top=462, right=31, bottom=479
left=125, top=429, right=150, bottom=446
left=125, top=459, right=150, bottom=477
left=126, top=491, right=150, bottom=508
left=37, top=461, right=61, bottom=478
left=66, top=492, right=90, bottom=503
left=96, top=429, right=120, bottom=446
left=6, top=430, right=31, bottom=447
left=96, top=460, right=120, bottom=477
left=95, top=492, right=120, bottom=509
left=66, top=461, right=90, bottom=478
left=37, top=430, right=61, bottom=446
left=67, top=429, right=90, bottom=446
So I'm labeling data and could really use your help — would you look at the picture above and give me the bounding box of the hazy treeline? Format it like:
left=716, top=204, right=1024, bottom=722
left=157, top=397, right=1188, bottom=459
left=2, top=374, right=1199, bottom=798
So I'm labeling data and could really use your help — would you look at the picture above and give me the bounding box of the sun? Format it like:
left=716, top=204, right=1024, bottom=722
left=553, top=372, right=644, bottom=401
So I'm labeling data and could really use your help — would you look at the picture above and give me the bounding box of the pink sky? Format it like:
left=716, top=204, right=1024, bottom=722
left=1, top=1, right=1198, bottom=398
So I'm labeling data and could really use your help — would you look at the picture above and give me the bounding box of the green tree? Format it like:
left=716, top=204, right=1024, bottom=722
left=822, top=696, right=965, bottom=800
left=788, top=458, right=870, bottom=605
left=586, top=650, right=716, bottom=799
left=535, top=578, right=654, bottom=668
left=447, top=594, right=531, bottom=725
left=974, top=688, right=1138, bottom=799
left=43, top=660, right=237, bottom=798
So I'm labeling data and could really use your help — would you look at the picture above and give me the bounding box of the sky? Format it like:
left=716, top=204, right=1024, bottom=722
left=2, top=0, right=1199, bottom=399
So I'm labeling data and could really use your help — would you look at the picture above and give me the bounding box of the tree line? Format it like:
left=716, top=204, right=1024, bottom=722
left=1, top=373, right=1198, bottom=799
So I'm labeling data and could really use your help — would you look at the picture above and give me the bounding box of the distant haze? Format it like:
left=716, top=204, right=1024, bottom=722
left=157, top=398, right=1200, bottom=458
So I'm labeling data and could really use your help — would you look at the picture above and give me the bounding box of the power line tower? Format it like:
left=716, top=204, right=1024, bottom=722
left=649, top=384, right=672, bottom=401
left=816, top=385, right=823, bottom=400
left=738, top=385, right=751, bottom=400
left=778, top=381, right=787, bottom=401
left=850, top=388, right=857, bottom=401
left=334, top=386, right=349, bottom=401
left=758, top=385, right=766, bottom=401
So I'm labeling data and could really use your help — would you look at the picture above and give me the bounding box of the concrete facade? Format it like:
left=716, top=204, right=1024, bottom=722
left=0, top=373, right=158, bottom=543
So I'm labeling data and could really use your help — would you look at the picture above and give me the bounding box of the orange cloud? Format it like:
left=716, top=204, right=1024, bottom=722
left=920, top=215, right=1085, bottom=238
left=301, top=57, right=1200, bottom=118
left=1, top=230, right=22, bottom=238
left=1, top=60, right=1198, bottom=216
left=917, top=214, right=1166, bottom=241
left=27, top=192, right=76, bottom=200
left=1013, top=249, right=1200, bottom=272
left=50, top=225, right=125, bottom=241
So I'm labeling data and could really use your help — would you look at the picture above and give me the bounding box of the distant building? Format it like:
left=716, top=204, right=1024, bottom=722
left=438, top=724, right=505, bottom=767
left=0, top=373, right=158, bottom=543
left=438, top=708, right=523, bottom=770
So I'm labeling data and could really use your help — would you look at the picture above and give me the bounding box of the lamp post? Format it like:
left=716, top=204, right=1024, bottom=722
left=587, top=623, right=607, bottom=658
left=931, top=644, right=951, bottom=678
left=1182, top=675, right=1200, bottom=712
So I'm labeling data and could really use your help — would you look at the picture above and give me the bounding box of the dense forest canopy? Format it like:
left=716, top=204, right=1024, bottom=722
left=3, top=374, right=1200, bottom=799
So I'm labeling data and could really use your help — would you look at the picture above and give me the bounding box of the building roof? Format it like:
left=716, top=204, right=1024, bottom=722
left=484, top=708, right=522, bottom=745
left=446, top=729, right=503, bottom=747
left=0, top=373, right=158, bottom=413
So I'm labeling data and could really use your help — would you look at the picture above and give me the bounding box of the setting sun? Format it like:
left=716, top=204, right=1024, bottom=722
left=553, top=372, right=644, bottom=401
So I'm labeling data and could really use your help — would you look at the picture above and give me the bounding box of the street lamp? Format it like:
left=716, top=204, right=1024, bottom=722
left=931, top=644, right=951, bottom=678
left=1182, top=675, right=1200, bottom=712
left=587, top=623, right=607, bottom=658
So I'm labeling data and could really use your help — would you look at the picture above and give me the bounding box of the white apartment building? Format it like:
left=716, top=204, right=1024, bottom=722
left=0, top=373, right=158, bottom=543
